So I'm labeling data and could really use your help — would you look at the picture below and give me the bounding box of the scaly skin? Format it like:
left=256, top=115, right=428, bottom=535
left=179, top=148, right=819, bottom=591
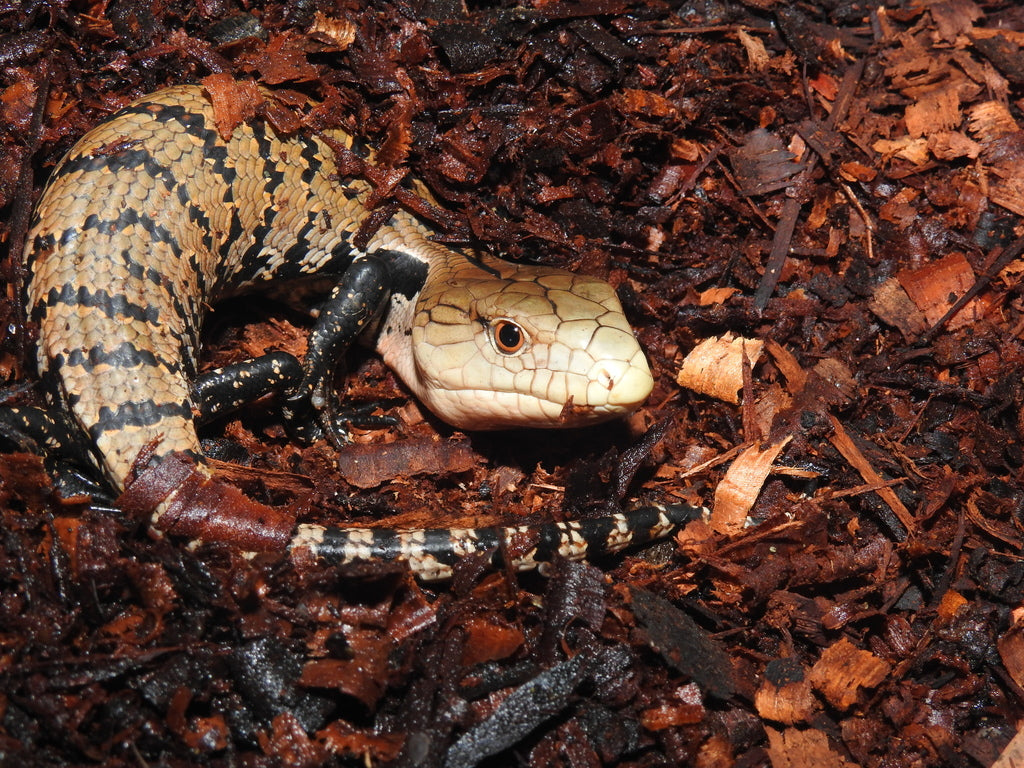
left=25, top=84, right=653, bottom=491
left=18, top=84, right=691, bottom=580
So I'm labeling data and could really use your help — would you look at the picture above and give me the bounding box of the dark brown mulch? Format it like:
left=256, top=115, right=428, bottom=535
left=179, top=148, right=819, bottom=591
left=3, top=0, right=1024, bottom=765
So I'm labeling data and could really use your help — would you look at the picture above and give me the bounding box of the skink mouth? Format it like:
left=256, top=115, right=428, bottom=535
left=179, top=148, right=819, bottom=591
left=495, top=359, right=653, bottom=425
left=414, top=349, right=655, bottom=431
left=422, top=382, right=650, bottom=431
left=488, top=363, right=654, bottom=428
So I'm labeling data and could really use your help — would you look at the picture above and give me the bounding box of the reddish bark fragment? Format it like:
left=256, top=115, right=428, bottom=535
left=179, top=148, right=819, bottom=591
left=385, top=586, right=439, bottom=643
left=318, top=720, right=404, bottom=762
left=201, top=73, right=264, bottom=140
left=334, top=436, right=479, bottom=489
left=51, top=516, right=85, bottom=574
left=183, top=715, right=230, bottom=752
left=259, top=712, right=327, bottom=767
left=460, top=617, right=525, bottom=666
left=897, top=252, right=985, bottom=329
left=730, top=129, right=803, bottom=196
left=1, top=80, right=37, bottom=133
left=262, top=96, right=304, bottom=134
left=119, top=452, right=296, bottom=552
left=131, top=562, right=178, bottom=616
left=299, top=621, right=393, bottom=708
left=828, top=416, right=915, bottom=533
left=754, top=658, right=817, bottom=725
left=308, top=13, right=357, bottom=52
left=640, top=685, right=707, bottom=730
left=766, top=726, right=859, bottom=768
left=245, top=32, right=320, bottom=85
left=614, top=88, right=677, bottom=118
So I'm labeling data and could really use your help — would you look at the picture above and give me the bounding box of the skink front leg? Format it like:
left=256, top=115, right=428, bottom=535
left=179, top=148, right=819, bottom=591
left=282, top=256, right=391, bottom=446
left=191, top=258, right=392, bottom=444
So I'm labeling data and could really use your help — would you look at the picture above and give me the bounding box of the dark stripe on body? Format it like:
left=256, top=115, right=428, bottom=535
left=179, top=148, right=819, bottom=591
left=231, top=223, right=278, bottom=284
left=115, top=247, right=165, bottom=289
left=39, top=284, right=161, bottom=325
left=225, top=129, right=281, bottom=283
left=79, top=209, right=183, bottom=257
left=89, top=399, right=192, bottom=441
left=36, top=207, right=199, bottom=334
left=56, top=341, right=182, bottom=375
left=51, top=146, right=179, bottom=195
left=278, top=216, right=327, bottom=277
left=184, top=201, right=218, bottom=266
left=109, top=247, right=198, bottom=355
left=297, top=137, right=322, bottom=185
left=25, top=231, right=57, bottom=271
left=129, top=100, right=227, bottom=165
left=201, top=140, right=234, bottom=184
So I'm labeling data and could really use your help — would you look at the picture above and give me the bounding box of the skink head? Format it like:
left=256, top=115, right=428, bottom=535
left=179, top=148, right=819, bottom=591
left=393, top=260, right=653, bottom=430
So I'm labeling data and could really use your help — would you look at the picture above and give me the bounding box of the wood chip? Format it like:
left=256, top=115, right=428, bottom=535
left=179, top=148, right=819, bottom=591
left=992, top=726, right=1024, bottom=768
left=897, top=251, right=982, bottom=329
left=335, top=436, right=479, bottom=489
left=677, top=333, right=764, bottom=405
left=201, top=73, right=263, bottom=140
left=808, top=637, right=891, bottom=711
left=738, top=28, right=769, bottom=72
left=309, top=12, right=356, bottom=50
left=711, top=437, right=790, bottom=535
left=754, top=659, right=817, bottom=725
left=730, top=128, right=803, bottom=196
left=868, top=278, right=929, bottom=337
left=927, top=129, right=981, bottom=160
left=828, top=415, right=915, bottom=533
left=765, top=726, right=860, bottom=768
left=873, top=135, right=931, bottom=165
left=698, top=286, right=740, bottom=306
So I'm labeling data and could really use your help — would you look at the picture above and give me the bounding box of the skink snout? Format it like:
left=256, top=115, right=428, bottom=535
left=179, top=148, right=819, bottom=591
left=590, top=353, right=654, bottom=413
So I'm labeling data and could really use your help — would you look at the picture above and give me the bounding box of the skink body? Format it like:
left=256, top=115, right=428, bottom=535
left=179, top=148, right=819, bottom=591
left=15, top=84, right=698, bottom=580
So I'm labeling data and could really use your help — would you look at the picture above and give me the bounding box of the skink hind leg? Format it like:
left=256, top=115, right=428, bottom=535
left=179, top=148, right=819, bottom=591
left=0, top=405, right=97, bottom=468
left=192, top=352, right=304, bottom=423
left=0, top=405, right=117, bottom=507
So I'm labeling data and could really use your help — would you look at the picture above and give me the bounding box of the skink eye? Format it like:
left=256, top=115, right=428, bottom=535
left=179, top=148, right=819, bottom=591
left=491, top=319, right=525, bottom=354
